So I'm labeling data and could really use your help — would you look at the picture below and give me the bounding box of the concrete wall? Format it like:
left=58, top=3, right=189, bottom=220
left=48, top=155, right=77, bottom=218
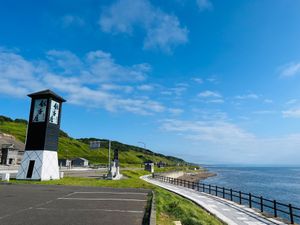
left=161, top=171, right=185, bottom=178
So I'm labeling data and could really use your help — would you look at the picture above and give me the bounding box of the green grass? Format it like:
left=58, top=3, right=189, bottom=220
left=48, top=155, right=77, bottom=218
left=0, top=119, right=186, bottom=166
left=0, top=116, right=221, bottom=224
left=7, top=170, right=223, bottom=225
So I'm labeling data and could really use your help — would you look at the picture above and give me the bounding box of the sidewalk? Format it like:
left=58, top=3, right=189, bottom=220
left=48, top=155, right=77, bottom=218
left=141, top=175, right=286, bottom=225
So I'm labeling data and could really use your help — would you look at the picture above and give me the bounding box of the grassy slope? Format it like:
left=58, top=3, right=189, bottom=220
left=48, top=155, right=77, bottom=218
left=0, top=120, right=184, bottom=166
left=9, top=170, right=223, bottom=225
left=0, top=118, right=222, bottom=224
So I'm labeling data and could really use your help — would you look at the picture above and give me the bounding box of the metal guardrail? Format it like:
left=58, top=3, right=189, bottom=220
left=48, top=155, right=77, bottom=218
left=153, top=174, right=300, bottom=224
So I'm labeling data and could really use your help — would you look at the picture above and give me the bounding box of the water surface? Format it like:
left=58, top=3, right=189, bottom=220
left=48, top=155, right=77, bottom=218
left=203, top=166, right=300, bottom=207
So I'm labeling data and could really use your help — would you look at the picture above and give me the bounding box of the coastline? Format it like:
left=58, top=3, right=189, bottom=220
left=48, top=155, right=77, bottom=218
left=177, top=170, right=216, bottom=183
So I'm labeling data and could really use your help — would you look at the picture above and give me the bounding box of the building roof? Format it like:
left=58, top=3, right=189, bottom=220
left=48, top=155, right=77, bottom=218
left=144, top=160, right=154, bottom=164
left=73, top=157, right=88, bottom=161
left=28, top=89, right=66, bottom=102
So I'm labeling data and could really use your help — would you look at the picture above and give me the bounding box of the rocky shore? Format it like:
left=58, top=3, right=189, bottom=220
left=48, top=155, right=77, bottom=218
left=177, top=171, right=216, bottom=183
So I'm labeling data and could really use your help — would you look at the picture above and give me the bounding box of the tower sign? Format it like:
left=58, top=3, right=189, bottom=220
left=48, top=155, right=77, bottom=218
left=16, top=89, right=66, bottom=180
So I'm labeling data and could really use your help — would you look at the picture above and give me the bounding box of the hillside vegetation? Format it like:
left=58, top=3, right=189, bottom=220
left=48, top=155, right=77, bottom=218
left=0, top=115, right=186, bottom=166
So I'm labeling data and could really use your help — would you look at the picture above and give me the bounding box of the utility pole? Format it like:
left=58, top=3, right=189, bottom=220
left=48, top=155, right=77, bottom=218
left=108, top=140, right=111, bottom=174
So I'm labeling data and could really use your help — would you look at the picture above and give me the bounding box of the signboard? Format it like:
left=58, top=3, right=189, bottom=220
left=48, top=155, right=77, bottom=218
left=90, top=141, right=101, bottom=149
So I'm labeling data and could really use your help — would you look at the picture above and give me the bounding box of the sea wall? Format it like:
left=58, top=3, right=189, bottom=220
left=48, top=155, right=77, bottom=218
left=161, top=171, right=185, bottom=178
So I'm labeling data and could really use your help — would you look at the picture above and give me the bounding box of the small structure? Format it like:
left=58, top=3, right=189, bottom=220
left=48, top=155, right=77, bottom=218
left=157, top=161, right=166, bottom=168
left=107, top=149, right=122, bottom=180
left=90, top=141, right=101, bottom=150
left=72, top=157, right=89, bottom=167
left=0, top=144, right=24, bottom=165
left=144, top=160, right=154, bottom=173
left=58, top=159, right=72, bottom=167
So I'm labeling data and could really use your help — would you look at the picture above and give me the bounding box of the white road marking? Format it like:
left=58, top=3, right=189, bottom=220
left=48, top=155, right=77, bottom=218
left=58, top=197, right=147, bottom=202
left=35, top=208, right=144, bottom=214
left=222, top=208, right=231, bottom=211
left=237, top=217, right=249, bottom=220
left=72, top=191, right=147, bottom=195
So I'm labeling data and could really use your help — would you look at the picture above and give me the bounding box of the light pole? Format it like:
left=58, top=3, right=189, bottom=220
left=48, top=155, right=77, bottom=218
left=108, top=140, right=111, bottom=174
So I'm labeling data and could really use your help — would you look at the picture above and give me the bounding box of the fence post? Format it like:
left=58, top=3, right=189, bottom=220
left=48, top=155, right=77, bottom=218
left=215, top=186, right=218, bottom=196
left=197, top=184, right=200, bottom=192
left=209, top=184, right=211, bottom=194
left=260, top=196, right=263, bottom=212
left=230, top=189, right=233, bottom=201
left=289, top=204, right=294, bottom=224
left=274, top=200, right=277, bottom=217
left=222, top=187, right=225, bottom=198
left=239, top=191, right=242, bottom=204
left=202, top=184, right=205, bottom=192
left=249, top=193, right=252, bottom=208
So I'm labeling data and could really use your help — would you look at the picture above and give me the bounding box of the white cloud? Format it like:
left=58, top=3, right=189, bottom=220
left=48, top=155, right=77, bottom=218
left=286, top=99, right=298, bottom=105
left=62, top=15, right=85, bottom=27
left=263, top=99, right=273, bottom=104
left=279, top=62, right=300, bottom=77
left=168, top=108, right=184, bottom=115
left=46, top=50, right=82, bottom=73
left=198, top=90, right=221, bottom=98
left=137, top=84, right=154, bottom=91
left=161, top=85, right=187, bottom=97
left=196, top=0, right=213, bottom=11
left=282, top=108, right=300, bottom=118
left=99, top=0, right=188, bottom=52
left=83, top=50, right=150, bottom=82
left=101, top=83, right=133, bottom=93
left=206, top=77, right=218, bottom=83
left=161, top=119, right=254, bottom=143
left=235, top=94, right=259, bottom=100
left=197, top=90, right=223, bottom=104
left=207, top=99, right=224, bottom=104
left=0, top=48, right=167, bottom=115
left=253, top=110, right=276, bottom=115
left=160, top=118, right=300, bottom=164
left=191, top=77, right=203, bottom=84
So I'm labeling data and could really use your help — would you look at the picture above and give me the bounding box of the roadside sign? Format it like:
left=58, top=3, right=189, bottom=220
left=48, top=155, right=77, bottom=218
left=90, top=141, right=101, bottom=149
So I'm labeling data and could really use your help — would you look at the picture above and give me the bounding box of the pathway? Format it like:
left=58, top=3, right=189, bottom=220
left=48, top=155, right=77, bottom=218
left=141, top=175, right=286, bottom=225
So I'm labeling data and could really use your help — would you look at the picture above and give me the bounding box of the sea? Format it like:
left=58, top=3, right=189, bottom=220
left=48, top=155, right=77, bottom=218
left=203, top=166, right=300, bottom=208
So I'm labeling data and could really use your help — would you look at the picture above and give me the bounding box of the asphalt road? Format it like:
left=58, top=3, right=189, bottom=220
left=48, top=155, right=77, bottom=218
left=0, top=184, right=150, bottom=225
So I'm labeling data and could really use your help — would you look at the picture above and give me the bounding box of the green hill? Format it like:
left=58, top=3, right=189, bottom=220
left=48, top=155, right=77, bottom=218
left=0, top=115, right=186, bottom=166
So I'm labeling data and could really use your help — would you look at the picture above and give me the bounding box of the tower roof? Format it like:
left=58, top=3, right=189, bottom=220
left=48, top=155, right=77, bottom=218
left=28, top=89, right=66, bottom=102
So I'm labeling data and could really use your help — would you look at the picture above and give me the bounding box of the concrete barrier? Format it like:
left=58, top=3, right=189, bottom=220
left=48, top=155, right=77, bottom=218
left=161, top=171, right=184, bottom=178
left=1, top=173, right=10, bottom=181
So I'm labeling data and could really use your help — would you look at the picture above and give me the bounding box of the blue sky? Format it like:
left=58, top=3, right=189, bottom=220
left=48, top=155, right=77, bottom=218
left=1, top=0, right=300, bottom=165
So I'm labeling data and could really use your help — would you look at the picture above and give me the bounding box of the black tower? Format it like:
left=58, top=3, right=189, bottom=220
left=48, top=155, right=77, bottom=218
left=17, top=89, right=66, bottom=180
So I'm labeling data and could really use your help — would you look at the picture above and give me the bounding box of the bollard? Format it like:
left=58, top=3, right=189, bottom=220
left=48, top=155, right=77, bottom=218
left=1, top=173, right=10, bottom=181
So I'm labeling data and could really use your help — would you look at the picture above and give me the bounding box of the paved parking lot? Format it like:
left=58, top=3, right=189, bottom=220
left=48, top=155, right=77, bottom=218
left=0, top=184, right=150, bottom=225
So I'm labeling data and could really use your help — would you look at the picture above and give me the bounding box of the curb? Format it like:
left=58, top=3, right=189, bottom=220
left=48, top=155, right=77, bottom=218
left=149, top=191, right=156, bottom=225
